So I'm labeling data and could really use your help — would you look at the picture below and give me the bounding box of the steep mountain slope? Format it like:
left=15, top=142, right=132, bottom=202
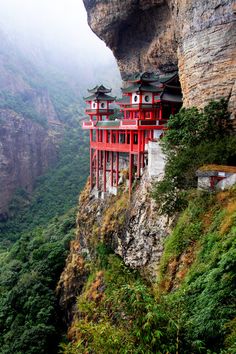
left=0, top=109, right=59, bottom=221
left=0, top=28, right=121, bottom=219
left=0, top=109, right=90, bottom=354
left=58, top=178, right=236, bottom=353
left=0, top=31, right=66, bottom=219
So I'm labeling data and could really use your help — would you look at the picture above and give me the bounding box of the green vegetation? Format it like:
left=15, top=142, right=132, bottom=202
left=61, top=246, right=173, bottom=354
left=0, top=111, right=89, bottom=352
left=0, top=210, right=76, bottom=354
left=152, top=99, right=236, bottom=215
left=0, top=108, right=89, bottom=351
left=61, top=188, right=236, bottom=354
left=159, top=188, right=236, bottom=353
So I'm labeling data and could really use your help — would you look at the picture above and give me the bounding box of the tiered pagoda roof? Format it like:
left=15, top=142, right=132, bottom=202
left=124, top=72, right=159, bottom=83
left=84, top=84, right=116, bottom=101
left=118, top=71, right=182, bottom=104
left=122, top=83, right=162, bottom=94
left=88, top=85, right=112, bottom=94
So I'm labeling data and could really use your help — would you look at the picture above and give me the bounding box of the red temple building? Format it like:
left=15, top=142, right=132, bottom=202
left=83, top=72, right=182, bottom=196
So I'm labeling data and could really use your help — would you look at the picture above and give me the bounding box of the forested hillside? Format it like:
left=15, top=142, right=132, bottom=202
left=0, top=95, right=90, bottom=354
left=0, top=23, right=119, bottom=352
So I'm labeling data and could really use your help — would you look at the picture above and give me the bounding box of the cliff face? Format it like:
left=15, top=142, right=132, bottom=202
left=0, top=31, right=64, bottom=219
left=57, top=173, right=172, bottom=324
left=83, top=0, right=236, bottom=120
left=0, top=109, right=59, bottom=220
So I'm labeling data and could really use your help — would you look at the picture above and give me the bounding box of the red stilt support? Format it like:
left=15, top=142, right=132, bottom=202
left=137, top=154, right=141, bottom=178
left=96, top=149, right=99, bottom=189
left=137, top=131, right=141, bottom=177
left=111, top=152, right=114, bottom=187
left=129, top=153, right=133, bottom=197
left=116, top=152, right=119, bottom=187
left=171, top=104, right=174, bottom=115
left=90, top=147, right=93, bottom=190
left=160, top=104, right=163, bottom=120
left=103, top=151, right=107, bottom=192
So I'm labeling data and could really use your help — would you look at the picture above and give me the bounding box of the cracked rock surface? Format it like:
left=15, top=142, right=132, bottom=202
left=83, top=0, right=236, bottom=122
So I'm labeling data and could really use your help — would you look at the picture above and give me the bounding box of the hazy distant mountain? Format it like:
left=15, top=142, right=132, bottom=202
left=0, top=27, right=120, bottom=219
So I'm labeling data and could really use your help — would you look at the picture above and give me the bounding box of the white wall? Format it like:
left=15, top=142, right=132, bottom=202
left=142, top=93, right=152, bottom=104
left=148, top=141, right=165, bottom=179
left=91, top=100, right=97, bottom=109
left=132, top=93, right=140, bottom=104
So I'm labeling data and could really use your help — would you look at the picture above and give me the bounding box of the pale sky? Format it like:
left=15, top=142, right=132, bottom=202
left=0, top=0, right=115, bottom=64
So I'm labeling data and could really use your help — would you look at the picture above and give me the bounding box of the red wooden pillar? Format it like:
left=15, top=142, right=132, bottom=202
left=160, top=104, right=163, bottom=120
left=137, top=131, right=141, bottom=178
left=99, top=150, right=102, bottom=169
left=111, top=151, right=114, bottom=187
left=150, top=130, right=154, bottom=140
left=90, top=147, right=93, bottom=190
left=116, top=152, right=119, bottom=187
left=171, top=104, right=175, bottom=115
left=130, top=130, right=133, bottom=151
left=116, top=130, right=118, bottom=144
left=129, top=153, right=133, bottom=197
left=104, top=130, right=107, bottom=143
left=96, top=149, right=99, bottom=189
left=103, top=151, right=107, bottom=192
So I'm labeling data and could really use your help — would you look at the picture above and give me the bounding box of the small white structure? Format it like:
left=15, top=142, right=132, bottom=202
left=196, top=165, right=236, bottom=191
left=148, top=141, right=165, bottom=180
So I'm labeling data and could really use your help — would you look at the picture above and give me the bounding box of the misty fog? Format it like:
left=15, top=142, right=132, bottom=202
left=0, top=0, right=121, bottom=90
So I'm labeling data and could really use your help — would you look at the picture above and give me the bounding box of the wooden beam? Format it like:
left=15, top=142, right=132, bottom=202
left=116, top=152, right=119, bottom=187
left=111, top=152, right=114, bottom=187
left=103, top=151, right=107, bottom=192
left=96, top=149, right=99, bottom=189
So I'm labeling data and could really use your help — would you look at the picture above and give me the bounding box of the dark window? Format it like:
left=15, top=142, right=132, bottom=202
left=134, top=95, right=138, bottom=102
left=101, top=102, right=105, bottom=108
left=119, top=133, right=125, bottom=144
left=144, top=95, right=150, bottom=102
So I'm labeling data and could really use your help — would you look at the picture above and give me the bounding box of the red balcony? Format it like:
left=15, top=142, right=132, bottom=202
left=90, top=141, right=139, bottom=153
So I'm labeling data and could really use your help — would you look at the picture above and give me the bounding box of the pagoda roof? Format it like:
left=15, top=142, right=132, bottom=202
left=87, top=84, right=112, bottom=94
left=124, top=72, right=159, bottom=83
left=159, top=71, right=178, bottom=84
left=116, top=96, right=130, bottom=105
left=161, top=92, right=182, bottom=103
left=122, top=83, right=162, bottom=94
left=84, top=92, right=116, bottom=101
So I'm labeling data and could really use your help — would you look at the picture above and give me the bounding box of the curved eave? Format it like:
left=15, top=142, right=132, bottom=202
left=88, top=84, right=112, bottom=94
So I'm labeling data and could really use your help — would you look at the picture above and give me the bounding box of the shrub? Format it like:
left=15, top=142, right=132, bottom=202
left=152, top=99, right=236, bottom=215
